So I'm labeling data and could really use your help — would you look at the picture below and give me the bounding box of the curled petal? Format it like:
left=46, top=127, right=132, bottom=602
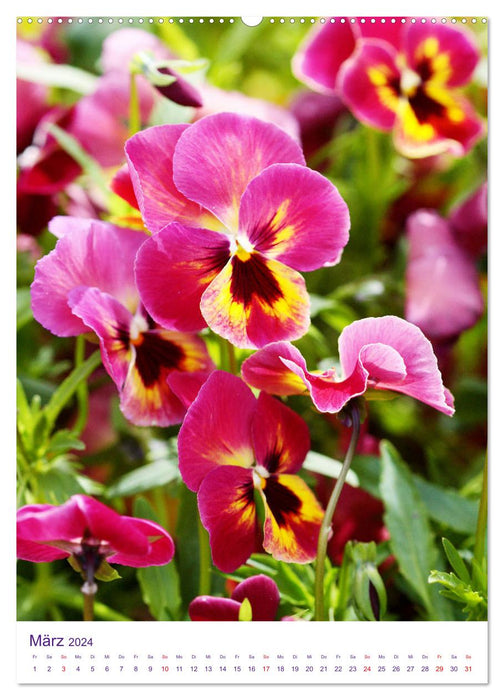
left=261, top=475, right=323, bottom=564
left=178, top=371, right=256, bottom=492
left=241, top=341, right=309, bottom=396
left=240, top=163, right=350, bottom=270
left=200, top=252, right=310, bottom=349
left=172, top=112, right=306, bottom=230
left=198, top=466, right=258, bottom=573
left=135, top=223, right=231, bottom=332
left=107, top=516, right=175, bottom=567
left=339, top=316, right=455, bottom=415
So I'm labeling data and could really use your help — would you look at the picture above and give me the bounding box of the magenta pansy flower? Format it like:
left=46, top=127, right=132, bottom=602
left=189, top=574, right=280, bottom=621
left=126, top=112, right=350, bottom=349
left=17, top=495, right=175, bottom=584
left=294, top=19, right=484, bottom=158
left=178, top=371, right=324, bottom=573
left=30, top=217, right=214, bottom=426
left=405, top=209, right=484, bottom=341
left=241, top=315, right=455, bottom=416
left=338, top=23, right=485, bottom=157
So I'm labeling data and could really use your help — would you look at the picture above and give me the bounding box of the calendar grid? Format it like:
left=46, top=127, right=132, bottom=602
left=17, top=621, right=488, bottom=684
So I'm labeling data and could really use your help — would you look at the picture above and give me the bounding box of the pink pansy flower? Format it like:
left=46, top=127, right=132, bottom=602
left=189, top=574, right=280, bottom=621
left=17, top=495, right=175, bottom=587
left=126, top=112, right=350, bottom=349
left=338, top=23, right=485, bottom=157
left=178, top=371, right=324, bottom=573
left=30, top=217, right=214, bottom=426
left=241, top=315, right=455, bottom=416
left=405, top=209, right=484, bottom=342
left=16, top=39, right=51, bottom=154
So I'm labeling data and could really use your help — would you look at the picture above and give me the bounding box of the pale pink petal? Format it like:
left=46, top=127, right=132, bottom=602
left=30, top=218, right=146, bottom=336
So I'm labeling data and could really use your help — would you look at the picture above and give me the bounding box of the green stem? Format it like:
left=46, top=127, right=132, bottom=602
left=218, top=335, right=237, bottom=375
left=129, top=72, right=141, bottom=136
left=474, top=453, right=487, bottom=565
left=314, top=402, right=361, bottom=621
left=71, top=336, right=90, bottom=437
left=198, top=520, right=212, bottom=596
left=82, top=589, right=95, bottom=621
left=44, top=349, right=102, bottom=430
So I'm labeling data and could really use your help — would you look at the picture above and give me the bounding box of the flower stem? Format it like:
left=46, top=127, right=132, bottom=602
left=474, top=453, right=487, bottom=565
left=71, top=335, right=90, bottom=437
left=198, top=520, right=212, bottom=596
left=129, top=72, right=141, bottom=137
left=314, top=401, right=361, bottom=621
left=82, top=589, right=95, bottom=621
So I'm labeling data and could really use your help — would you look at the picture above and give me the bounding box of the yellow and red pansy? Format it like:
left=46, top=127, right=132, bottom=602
left=338, top=23, right=485, bottom=157
left=178, top=371, right=324, bottom=573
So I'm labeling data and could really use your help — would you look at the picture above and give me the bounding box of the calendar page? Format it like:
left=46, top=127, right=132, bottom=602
left=14, top=6, right=490, bottom=692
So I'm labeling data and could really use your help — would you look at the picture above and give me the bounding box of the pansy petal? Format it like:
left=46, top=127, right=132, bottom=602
left=107, top=516, right=174, bottom=567
left=124, top=124, right=214, bottom=233
left=338, top=316, right=455, bottom=415
left=338, top=40, right=400, bottom=130
left=118, top=330, right=204, bottom=427
left=135, top=223, right=231, bottom=332
left=292, top=20, right=357, bottom=93
left=240, top=163, right=350, bottom=270
left=172, top=112, right=306, bottom=230
left=261, top=474, right=323, bottom=564
left=405, top=23, right=480, bottom=87
left=167, top=370, right=214, bottom=410
left=201, top=252, right=310, bottom=349
left=178, top=371, right=256, bottom=492
left=231, top=575, right=280, bottom=621
left=68, top=286, right=132, bottom=387
left=189, top=596, right=241, bottom=621
left=394, top=91, right=485, bottom=158
left=281, top=357, right=368, bottom=413
left=198, top=466, right=258, bottom=573
left=252, top=392, right=310, bottom=475
left=31, top=218, right=146, bottom=336
left=405, top=209, right=484, bottom=339
left=241, top=341, right=309, bottom=396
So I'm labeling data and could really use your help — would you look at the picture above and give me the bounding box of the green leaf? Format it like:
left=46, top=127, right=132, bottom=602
left=46, top=429, right=85, bottom=458
left=379, top=441, right=438, bottom=616
left=17, top=288, right=33, bottom=331
left=442, top=538, right=471, bottom=585
left=303, top=451, right=358, bottom=486
left=16, top=61, right=98, bottom=94
left=106, top=459, right=180, bottom=499
left=413, top=477, right=478, bottom=535
left=133, top=498, right=182, bottom=621
left=43, top=349, right=102, bottom=430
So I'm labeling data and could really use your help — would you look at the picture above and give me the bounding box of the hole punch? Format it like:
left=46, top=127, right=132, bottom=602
left=241, top=16, right=263, bottom=26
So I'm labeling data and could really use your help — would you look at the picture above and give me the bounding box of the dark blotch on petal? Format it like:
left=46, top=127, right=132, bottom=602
left=230, top=253, right=283, bottom=308
left=409, top=85, right=446, bottom=124
left=134, top=332, right=184, bottom=388
left=263, top=477, right=302, bottom=526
